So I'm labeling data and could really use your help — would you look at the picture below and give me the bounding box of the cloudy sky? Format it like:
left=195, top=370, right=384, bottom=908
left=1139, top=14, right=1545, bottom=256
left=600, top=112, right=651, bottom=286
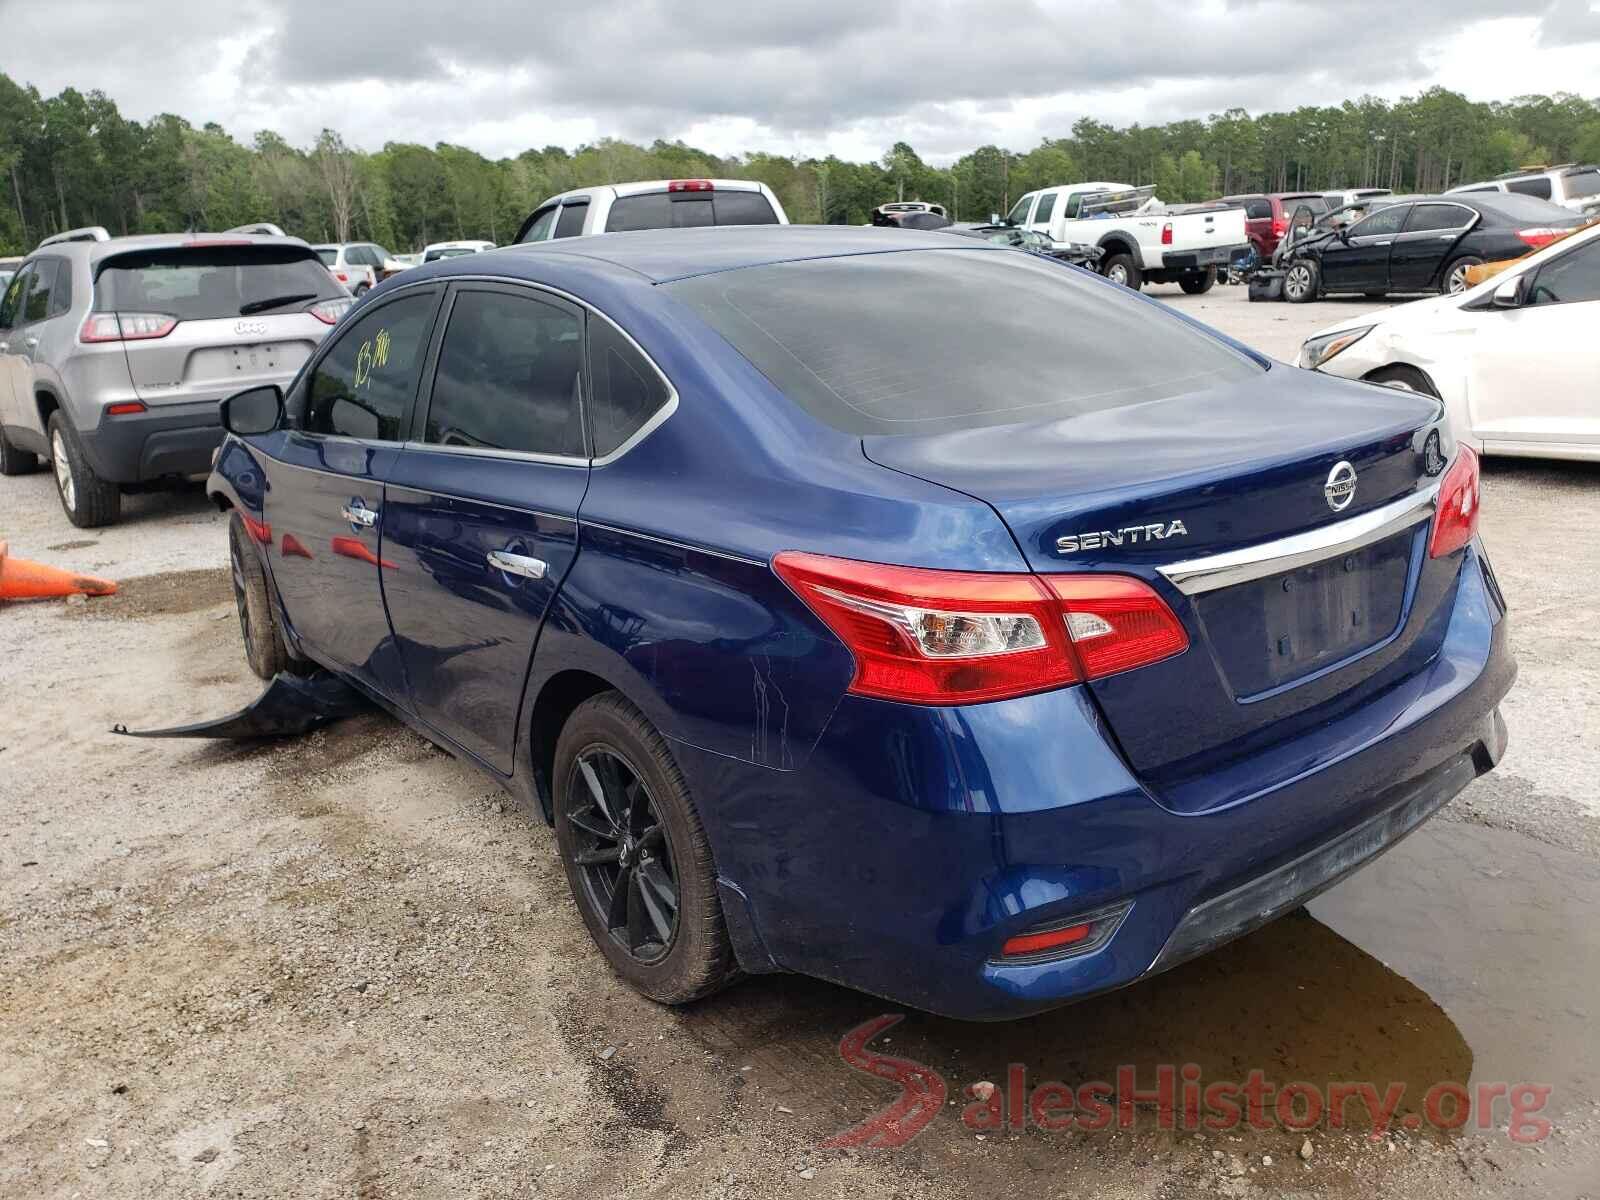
left=3, top=0, right=1599, bottom=163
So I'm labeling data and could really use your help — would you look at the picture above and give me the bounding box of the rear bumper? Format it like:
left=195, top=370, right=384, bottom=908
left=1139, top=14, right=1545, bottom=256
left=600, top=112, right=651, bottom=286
left=77, top=400, right=224, bottom=484
left=672, top=542, right=1513, bottom=1020
left=1158, top=244, right=1249, bottom=271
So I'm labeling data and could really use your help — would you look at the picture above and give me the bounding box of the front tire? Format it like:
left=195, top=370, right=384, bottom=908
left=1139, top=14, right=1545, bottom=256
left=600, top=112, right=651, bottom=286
left=0, top=427, right=39, bottom=475
left=554, top=693, right=735, bottom=1005
left=229, top=511, right=292, bottom=679
left=1284, top=260, right=1320, bottom=303
left=1101, top=253, right=1141, bottom=290
left=1442, top=256, right=1483, bottom=295
left=1178, top=267, right=1216, bottom=295
left=48, top=412, right=121, bottom=528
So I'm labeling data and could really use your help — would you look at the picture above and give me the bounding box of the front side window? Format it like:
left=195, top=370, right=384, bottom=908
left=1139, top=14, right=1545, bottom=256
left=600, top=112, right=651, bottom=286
left=305, top=292, right=436, bottom=440
left=519, top=206, right=559, bottom=243
left=0, top=265, right=30, bottom=328
left=1006, top=195, right=1034, bottom=225
left=1347, top=206, right=1408, bottom=238
left=1034, top=193, right=1057, bottom=223
left=1507, top=177, right=1553, bottom=200
left=587, top=318, right=670, bottom=457
left=668, top=248, right=1259, bottom=437
left=1403, top=203, right=1473, bottom=234
left=424, top=289, right=585, bottom=457
left=1528, top=237, right=1600, bottom=306
left=553, top=202, right=589, bottom=239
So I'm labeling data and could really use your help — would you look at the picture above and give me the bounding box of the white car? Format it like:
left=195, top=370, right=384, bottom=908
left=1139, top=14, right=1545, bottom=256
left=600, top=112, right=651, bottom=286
left=421, top=239, right=496, bottom=263
left=1323, top=188, right=1392, bottom=207
left=312, top=242, right=403, bottom=294
left=515, top=179, right=788, bottom=243
left=1298, top=221, right=1600, bottom=462
left=1449, top=165, right=1600, bottom=219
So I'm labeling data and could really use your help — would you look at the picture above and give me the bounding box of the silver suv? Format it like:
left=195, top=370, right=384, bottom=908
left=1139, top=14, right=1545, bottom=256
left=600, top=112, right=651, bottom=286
left=0, top=230, right=352, bottom=526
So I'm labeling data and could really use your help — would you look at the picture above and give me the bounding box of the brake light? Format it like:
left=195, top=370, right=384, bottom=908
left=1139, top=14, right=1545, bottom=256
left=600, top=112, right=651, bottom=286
left=772, top=552, right=1187, bottom=705
left=80, top=312, right=178, bottom=343
left=1516, top=227, right=1567, bottom=249
left=667, top=179, right=714, bottom=192
left=1271, top=217, right=1288, bottom=237
left=309, top=298, right=355, bottom=325
left=1161, top=222, right=1173, bottom=246
left=1428, top=446, right=1480, bottom=558
left=105, top=401, right=146, bottom=416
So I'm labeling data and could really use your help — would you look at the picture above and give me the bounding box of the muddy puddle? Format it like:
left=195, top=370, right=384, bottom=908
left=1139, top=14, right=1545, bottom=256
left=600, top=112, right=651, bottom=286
left=60, top=567, right=231, bottom=620
left=658, top=818, right=1598, bottom=1182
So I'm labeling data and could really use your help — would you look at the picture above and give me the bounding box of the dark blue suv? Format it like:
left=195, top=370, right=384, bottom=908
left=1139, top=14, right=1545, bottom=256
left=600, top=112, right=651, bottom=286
left=209, top=226, right=1513, bottom=1020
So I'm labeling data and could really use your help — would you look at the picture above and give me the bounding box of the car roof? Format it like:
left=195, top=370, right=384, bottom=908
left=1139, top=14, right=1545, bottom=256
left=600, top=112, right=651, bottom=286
left=404, top=225, right=998, bottom=286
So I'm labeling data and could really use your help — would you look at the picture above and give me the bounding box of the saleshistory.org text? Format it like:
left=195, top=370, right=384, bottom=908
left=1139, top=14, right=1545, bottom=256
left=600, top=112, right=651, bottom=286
left=822, top=1016, right=1553, bottom=1150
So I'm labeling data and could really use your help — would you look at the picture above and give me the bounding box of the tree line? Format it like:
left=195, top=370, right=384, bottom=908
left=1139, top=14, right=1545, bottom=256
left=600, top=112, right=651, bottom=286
left=3, top=72, right=1599, bottom=256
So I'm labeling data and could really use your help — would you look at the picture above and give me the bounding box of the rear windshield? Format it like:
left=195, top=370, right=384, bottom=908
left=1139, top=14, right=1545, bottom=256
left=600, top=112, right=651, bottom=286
left=668, top=249, right=1260, bottom=436
left=96, top=245, right=344, bottom=319
left=1473, top=193, right=1581, bottom=224
left=424, top=247, right=475, bottom=261
left=604, top=190, right=779, bottom=233
left=1283, top=195, right=1330, bottom=214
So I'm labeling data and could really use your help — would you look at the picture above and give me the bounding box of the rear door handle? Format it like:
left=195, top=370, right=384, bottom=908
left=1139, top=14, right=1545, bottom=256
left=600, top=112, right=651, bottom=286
left=341, top=502, right=378, bottom=527
left=487, top=550, right=547, bottom=580
left=23, top=336, right=38, bottom=350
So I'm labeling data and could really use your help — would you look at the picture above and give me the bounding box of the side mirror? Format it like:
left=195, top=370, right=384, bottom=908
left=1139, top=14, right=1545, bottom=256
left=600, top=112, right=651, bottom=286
left=1491, top=275, right=1524, bottom=308
left=221, top=385, right=283, bottom=436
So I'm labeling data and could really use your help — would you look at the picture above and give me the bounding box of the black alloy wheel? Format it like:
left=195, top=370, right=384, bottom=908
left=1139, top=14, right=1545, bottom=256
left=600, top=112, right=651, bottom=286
left=566, top=746, right=680, bottom=964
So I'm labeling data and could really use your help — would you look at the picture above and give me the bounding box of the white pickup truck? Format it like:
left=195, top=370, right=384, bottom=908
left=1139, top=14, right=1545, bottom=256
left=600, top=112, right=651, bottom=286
left=1002, top=182, right=1249, bottom=293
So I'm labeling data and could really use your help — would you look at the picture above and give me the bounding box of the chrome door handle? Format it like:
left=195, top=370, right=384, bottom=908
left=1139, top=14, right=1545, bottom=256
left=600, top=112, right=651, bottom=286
left=1374, top=240, right=1391, bottom=247
left=487, top=549, right=547, bottom=580
left=341, top=502, right=378, bottom=527
left=0, top=341, right=8, bottom=352
left=23, top=336, right=37, bottom=349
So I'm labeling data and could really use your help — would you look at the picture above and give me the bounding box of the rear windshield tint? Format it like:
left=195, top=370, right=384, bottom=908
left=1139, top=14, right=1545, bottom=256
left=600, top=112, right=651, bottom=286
left=605, top=191, right=777, bottom=233
left=1473, top=193, right=1581, bottom=224
left=96, top=245, right=344, bottom=320
left=668, top=249, right=1260, bottom=436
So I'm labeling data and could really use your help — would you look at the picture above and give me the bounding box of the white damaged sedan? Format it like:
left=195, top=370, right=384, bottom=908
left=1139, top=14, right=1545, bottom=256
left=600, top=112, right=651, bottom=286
left=1299, top=221, right=1600, bottom=463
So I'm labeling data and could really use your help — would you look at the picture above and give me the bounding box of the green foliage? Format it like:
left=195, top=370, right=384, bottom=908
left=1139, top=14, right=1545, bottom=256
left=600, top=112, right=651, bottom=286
left=2, top=72, right=1598, bottom=256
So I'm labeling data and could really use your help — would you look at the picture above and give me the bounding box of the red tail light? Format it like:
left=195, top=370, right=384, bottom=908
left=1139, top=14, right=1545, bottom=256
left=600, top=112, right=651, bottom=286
left=80, top=312, right=178, bottom=343
left=668, top=179, right=714, bottom=192
left=1515, top=227, right=1567, bottom=249
left=1428, top=446, right=1480, bottom=559
left=772, top=552, right=1187, bottom=705
left=1161, top=222, right=1173, bottom=246
left=309, top=298, right=355, bottom=325
left=331, top=269, right=349, bottom=283
left=1271, top=217, right=1288, bottom=237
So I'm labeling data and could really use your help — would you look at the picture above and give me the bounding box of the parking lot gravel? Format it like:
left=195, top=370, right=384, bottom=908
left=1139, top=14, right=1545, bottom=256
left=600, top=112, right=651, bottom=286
left=2, top=284, right=1596, bottom=1199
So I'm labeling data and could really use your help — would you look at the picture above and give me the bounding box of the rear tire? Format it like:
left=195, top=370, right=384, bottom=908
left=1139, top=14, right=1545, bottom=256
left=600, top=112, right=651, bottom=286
left=0, top=427, right=39, bottom=475
left=47, top=411, right=121, bottom=528
left=1442, top=256, right=1483, bottom=295
left=554, top=693, right=735, bottom=1006
left=1178, top=268, right=1216, bottom=295
left=229, top=510, right=292, bottom=680
left=1101, top=253, right=1141, bottom=290
left=1284, top=260, right=1319, bottom=303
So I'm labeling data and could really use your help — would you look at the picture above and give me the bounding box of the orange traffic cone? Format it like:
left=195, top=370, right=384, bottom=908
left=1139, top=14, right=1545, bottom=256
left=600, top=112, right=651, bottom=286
left=0, top=540, right=117, bottom=600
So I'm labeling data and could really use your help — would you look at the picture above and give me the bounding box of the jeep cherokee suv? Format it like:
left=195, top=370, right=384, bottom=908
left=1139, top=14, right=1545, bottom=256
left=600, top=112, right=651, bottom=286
left=0, top=231, right=352, bottom=527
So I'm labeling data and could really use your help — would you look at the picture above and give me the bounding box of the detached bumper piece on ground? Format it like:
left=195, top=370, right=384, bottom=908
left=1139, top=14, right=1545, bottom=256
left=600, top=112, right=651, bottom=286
left=112, top=670, right=368, bottom=739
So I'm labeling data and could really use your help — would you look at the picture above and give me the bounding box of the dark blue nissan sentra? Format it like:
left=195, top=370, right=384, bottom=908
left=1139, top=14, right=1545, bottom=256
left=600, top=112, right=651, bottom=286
left=208, top=225, right=1513, bottom=1020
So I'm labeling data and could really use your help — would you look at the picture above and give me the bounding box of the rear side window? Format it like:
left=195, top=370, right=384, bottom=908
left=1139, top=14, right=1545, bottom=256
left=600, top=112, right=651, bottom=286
left=587, top=319, right=671, bottom=456
left=1404, top=203, right=1473, bottom=233
left=22, top=259, right=56, bottom=322
left=305, top=292, right=436, bottom=441
left=1529, top=237, right=1600, bottom=306
left=96, top=245, right=343, bottom=321
left=424, top=290, right=585, bottom=457
left=669, top=249, right=1259, bottom=437
left=1244, top=199, right=1271, bottom=219
left=1034, top=193, right=1057, bottom=223
left=315, top=248, right=337, bottom=266
left=554, top=202, right=589, bottom=239
left=1507, top=177, right=1553, bottom=200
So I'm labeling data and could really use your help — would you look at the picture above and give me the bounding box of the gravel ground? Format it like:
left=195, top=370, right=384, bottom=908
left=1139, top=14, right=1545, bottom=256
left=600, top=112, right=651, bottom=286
left=1, top=284, right=1596, bottom=1199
